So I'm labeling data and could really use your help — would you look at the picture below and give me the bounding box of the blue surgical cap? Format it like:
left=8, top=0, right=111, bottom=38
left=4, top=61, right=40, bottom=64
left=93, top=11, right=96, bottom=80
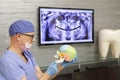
left=9, top=20, right=34, bottom=36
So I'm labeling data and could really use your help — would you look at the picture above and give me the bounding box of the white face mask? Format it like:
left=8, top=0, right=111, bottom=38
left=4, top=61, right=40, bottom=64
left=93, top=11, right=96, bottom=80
left=18, top=37, right=32, bottom=51
left=20, top=43, right=32, bottom=51
left=25, top=43, right=32, bottom=50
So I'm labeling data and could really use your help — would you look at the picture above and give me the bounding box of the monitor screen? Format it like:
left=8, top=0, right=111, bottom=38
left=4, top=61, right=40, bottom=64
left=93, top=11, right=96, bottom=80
left=38, top=7, right=94, bottom=45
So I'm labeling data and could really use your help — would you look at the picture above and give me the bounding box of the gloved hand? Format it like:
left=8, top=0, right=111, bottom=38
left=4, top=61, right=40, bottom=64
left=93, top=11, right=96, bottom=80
left=46, top=62, right=58, bottom=76
left=60, top=54, right=78, bottom=68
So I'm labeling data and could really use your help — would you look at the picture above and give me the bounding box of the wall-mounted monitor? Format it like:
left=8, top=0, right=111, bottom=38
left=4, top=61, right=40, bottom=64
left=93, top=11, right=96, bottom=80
left=38, top=7, right=94, bottom=45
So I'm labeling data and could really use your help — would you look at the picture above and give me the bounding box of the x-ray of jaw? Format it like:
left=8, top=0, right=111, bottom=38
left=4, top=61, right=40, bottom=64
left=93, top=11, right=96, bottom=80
left=41, top=11, right=92, bottom=41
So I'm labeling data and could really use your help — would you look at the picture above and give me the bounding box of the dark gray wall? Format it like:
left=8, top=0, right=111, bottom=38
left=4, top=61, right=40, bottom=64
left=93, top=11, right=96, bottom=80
left=0, top=0, right=120, bottom=67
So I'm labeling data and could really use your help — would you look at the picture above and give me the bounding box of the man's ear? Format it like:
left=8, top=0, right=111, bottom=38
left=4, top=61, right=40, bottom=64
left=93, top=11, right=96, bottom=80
left=16, top=33, right=21, bottom=41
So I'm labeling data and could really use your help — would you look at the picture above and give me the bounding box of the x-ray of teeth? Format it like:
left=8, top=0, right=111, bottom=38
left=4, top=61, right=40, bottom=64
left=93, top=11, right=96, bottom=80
left=40, top=8, right=94, bottom=44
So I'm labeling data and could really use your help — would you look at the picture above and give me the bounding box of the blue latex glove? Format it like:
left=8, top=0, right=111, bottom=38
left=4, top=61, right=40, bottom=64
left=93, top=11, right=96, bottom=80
left=46, top=62, right=58, bottom=76
left=60, top=54, right=78, bottom=68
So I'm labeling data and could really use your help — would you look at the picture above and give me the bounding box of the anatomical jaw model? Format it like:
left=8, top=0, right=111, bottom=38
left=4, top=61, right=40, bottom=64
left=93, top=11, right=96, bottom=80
left=98, top=29, right=120, bottom=59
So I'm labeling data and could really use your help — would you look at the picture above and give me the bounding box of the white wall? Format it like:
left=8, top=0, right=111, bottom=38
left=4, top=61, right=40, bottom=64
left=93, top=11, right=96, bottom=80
left=0, top=0, right=120, bottom=67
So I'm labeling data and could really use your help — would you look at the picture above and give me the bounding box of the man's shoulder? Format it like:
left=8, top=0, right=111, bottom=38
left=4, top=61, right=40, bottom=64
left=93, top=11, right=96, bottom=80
left=0, top=50, right=17, bottom=63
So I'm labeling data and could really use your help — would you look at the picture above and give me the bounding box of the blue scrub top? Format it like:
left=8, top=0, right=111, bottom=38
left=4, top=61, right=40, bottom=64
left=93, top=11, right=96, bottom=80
left=0, top=50, right=38, bottom=80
